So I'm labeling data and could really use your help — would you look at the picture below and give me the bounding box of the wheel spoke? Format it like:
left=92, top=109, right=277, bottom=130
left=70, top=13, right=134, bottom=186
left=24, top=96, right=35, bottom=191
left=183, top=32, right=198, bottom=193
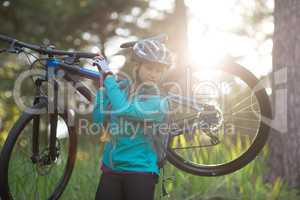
left=230, top=94, right=252, bottom=110
left=225, top=116, right=260, bottom=122
left=3, top=110, right=74, bottom=199
left=231, top=103, right=259, bottom=116
left=166, top=65, right=271, bottom=176
left=231, top=125, right=259, bottom=132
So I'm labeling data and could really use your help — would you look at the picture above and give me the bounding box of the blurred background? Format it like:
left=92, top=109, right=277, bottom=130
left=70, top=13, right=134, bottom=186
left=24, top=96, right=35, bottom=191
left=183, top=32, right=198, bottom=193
left=0, top=0, right=299, bottom=199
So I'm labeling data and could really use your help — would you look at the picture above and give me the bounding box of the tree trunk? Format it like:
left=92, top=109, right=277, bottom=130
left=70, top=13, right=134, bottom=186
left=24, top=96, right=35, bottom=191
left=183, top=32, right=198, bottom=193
left=268, top=0, right=300, bottom=188
left=165, top=0, right=189, bottom=87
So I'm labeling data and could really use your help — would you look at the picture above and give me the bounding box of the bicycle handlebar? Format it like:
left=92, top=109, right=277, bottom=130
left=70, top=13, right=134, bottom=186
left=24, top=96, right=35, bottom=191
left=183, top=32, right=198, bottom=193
left=0, top=34, right=98, bottom=59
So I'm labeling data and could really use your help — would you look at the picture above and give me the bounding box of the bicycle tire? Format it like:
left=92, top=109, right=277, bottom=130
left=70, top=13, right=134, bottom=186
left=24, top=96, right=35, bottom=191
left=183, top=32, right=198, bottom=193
left=0, top=99, right=77, bottom=199
left=166, top=62, right=272, bottom=176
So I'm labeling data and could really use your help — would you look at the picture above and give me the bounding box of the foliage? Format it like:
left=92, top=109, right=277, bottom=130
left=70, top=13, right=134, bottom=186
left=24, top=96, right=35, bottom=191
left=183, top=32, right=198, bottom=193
left=0, top=1, right=297, bottom=199
left=0, top=0, right=175, bottom=142
left=4, top=134, right=300, bottom=200
left=0, top=0, right=149, bottom=45
left=159, top=145, right=299, bottom=200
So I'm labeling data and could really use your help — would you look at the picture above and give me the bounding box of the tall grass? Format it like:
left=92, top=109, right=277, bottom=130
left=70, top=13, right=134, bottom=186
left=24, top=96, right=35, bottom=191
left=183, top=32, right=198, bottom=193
left=158, top=139, right=300, bottom=200
left=3, top=134, right=300, bottom=200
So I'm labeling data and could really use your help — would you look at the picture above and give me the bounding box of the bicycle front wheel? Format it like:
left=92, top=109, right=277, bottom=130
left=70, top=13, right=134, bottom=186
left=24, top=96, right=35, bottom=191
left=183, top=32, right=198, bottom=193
left=0, top=99, right=77, bottom=199
left=166, top=62, right=272, bottom=176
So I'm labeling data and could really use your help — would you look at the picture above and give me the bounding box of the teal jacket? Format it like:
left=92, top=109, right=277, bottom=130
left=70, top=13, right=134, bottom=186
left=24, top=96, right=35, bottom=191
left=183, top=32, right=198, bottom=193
left=92, top=75, right=168, bottom=175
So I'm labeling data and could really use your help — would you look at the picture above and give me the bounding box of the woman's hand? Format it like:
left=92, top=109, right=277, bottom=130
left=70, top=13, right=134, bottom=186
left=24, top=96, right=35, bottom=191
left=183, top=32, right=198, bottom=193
left=93, top=55, right=112, bottom=73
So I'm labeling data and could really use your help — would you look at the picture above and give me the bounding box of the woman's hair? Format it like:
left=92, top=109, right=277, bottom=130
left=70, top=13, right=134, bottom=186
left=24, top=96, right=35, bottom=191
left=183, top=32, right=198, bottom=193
left=119, top=50, right=169, bottom=94
left=120, top=51, right=141, bottom=79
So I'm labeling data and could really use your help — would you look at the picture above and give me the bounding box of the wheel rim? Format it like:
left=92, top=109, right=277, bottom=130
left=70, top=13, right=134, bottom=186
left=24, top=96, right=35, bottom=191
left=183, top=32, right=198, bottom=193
left=0, top=104, right=76, bottom=199
left=166, top=63, right=271, bottom=176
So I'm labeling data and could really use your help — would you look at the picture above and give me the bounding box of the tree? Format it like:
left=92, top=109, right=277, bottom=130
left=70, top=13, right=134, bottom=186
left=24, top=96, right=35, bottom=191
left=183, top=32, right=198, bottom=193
left=0, top=0, right=171, bottom=143
left=157, top=0, right=189, bottom=92
left=268, top=0, right=300, bottom=188
left=169, top=0, right=189, bottom=95
left=0, top=0, right=182, bottom=144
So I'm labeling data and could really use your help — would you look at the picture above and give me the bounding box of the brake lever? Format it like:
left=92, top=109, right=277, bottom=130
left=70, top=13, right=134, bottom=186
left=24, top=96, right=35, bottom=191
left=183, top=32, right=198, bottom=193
left=6, top=40, right=23, bottom=54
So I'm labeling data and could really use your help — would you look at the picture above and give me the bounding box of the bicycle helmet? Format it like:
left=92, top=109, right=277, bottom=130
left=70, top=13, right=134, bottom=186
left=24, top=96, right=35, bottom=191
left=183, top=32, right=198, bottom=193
left=132, top=39, right=173, bottom=67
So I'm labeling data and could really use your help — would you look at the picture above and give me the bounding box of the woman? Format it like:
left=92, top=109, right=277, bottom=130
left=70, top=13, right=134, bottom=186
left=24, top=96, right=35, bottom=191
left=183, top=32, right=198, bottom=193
left=92, top=38, right=173, bottom=200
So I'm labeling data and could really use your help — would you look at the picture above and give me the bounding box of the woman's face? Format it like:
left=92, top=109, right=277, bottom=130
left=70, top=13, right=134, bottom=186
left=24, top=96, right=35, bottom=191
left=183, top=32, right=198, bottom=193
left=137, top=62, right=167, bottom=84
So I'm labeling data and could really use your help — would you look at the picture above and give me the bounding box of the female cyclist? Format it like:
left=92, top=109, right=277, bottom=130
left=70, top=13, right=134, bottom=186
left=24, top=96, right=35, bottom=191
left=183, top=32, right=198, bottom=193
left=92, top=38, right=173, bottom=200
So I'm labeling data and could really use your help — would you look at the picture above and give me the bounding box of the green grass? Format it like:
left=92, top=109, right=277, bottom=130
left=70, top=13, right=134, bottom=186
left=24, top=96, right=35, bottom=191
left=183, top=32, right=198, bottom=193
left=2, top=134, right=300, bottom=200
left=158, top=139, right=300, bottom=200
left=159, top=154, right=300, bottom=200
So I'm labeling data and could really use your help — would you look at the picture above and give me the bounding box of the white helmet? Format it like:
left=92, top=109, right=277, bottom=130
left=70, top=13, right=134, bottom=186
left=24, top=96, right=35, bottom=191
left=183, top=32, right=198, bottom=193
left=132, top=39, right=173, bottom=67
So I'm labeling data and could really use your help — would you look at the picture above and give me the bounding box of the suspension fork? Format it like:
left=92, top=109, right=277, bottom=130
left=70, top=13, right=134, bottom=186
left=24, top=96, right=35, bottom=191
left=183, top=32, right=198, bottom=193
left=47, top=60, right=60, bottom=162
left=31, top=80, right=59, bottom=163
left=48, top=78, right=59, bottom=161
left=31, top=78, right=44, bottom=163
left=31, top=58, right=61, bottom=163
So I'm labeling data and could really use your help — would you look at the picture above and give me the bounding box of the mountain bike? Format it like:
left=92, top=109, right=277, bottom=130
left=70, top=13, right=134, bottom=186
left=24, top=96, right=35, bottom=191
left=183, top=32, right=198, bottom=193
left=0, top=34, right=272, bottom=200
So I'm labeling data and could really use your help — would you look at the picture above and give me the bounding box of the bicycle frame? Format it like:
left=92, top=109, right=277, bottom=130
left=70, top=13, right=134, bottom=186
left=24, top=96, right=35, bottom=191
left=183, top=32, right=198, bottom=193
left=46, top=58, right=208, bottom=111
left=31, top=58, right=102, bottom=163
left=0, top=35, right=272, bottom=193
left=30, top=55, right=214, bottom=164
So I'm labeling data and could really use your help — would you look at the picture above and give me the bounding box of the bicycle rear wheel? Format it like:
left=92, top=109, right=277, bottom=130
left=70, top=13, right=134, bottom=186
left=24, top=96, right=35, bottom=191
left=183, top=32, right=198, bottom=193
left=0, top=99, right=77, bottom=199
left=166, top=62, right=272, bottom=176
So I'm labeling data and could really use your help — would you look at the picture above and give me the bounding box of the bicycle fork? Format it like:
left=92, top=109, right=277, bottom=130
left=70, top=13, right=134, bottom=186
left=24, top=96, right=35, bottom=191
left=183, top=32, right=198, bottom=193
left=31, top=71, right=60, bottom=165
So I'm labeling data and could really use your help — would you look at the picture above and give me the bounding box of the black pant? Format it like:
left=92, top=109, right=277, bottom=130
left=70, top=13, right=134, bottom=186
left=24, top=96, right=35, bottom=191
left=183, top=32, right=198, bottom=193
left=95, top=172, right=158, bottom=200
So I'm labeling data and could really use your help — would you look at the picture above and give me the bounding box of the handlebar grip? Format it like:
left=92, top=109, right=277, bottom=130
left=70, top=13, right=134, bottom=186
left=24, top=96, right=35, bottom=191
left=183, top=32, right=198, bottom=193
left=0, top=34, right=98, bottom=58
left=0, top=34, right=16, bottom=43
